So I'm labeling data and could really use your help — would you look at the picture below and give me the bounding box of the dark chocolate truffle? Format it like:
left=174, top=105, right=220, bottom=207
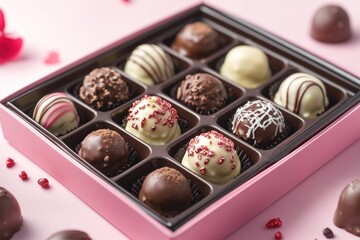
left=139, top=167, right=193, bottom=216
left=78, top=129, right=129, bottom=176
left=79, top=67, right=129, bottom=110
left=47, top=230, right=92, bottom=240
left=0, top=187, right=22, bottom=240
left=231, top=100, right=285, bottom=146
left=176, top=73, right=228, bottom=113
left=311, top=5, right=351, bottom=43
left=334, top=179, right=360, bottom=236
left=171, top=21, right=220, bottom=59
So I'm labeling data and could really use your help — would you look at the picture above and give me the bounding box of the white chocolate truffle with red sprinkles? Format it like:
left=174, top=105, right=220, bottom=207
left=181, top=130, right=241, bottom=184
left=125, top=95, right=181, bottom=145
left=33, top=92, right=80, bottom=136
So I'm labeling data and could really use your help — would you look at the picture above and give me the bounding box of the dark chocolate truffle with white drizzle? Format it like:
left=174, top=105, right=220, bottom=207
left=232, top=100, right=285, bottom=145
left=0, top=187, right=22, bottom=240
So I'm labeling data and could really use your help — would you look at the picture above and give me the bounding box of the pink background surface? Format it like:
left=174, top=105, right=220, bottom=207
left=0, top=0, right=359, bottom=239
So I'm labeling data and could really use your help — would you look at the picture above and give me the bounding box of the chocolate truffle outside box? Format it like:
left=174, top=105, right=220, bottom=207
left=0, top=5, right=360, bottom=240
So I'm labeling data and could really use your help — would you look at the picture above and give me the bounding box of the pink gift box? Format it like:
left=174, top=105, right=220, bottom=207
left=0, top=4, right=359, bottom=239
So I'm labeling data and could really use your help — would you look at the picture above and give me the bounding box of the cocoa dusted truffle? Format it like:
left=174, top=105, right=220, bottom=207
left=274, top=73, right=329, bottom=119
left=80, top=67, right=129, bottom=110
left=176, top=73, right=228, bottom=113
left=0, top=187, right=22, bottom=240
left=311, top=4, right=351, bottom=43
left=33, top=92, right=80, bottom=136
left=78, top=129, right=129, bottom=176
left=181, top=130, right=241, bottom=185
left=139, top=167, right=193, bottom=216
left=47, top=230, right=92, bottom=240
left=232, top=100, right=285, bottom=146
left=125, top=95, right=181, bottom=145
left=124, top=44, right=175, bottom=85
left=172, top=22, right=220, bottom=59
left=334, top=179, right=360, bottom=237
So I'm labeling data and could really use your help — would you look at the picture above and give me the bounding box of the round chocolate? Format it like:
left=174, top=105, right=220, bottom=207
left=125, top=95, right=181, bottom=145
left=139, top=167, right=193, bottom=216
left=79, top=67, right=129, bottom=110
left=124, top=44, right=175, bottom=85
left=311, top=5, right=351, bottom=43
left=176, top=73, right=228, bottom=113
left=33, top=92, right=80, bottom=136
left=78, top=129, right=129, bottom=176
left=181, top=130, right=241, bottom=185
left=0, top=187, right=22, bottom=240
left=231, top=100, right=285, bottom=145
left=274, top=73, right=329, bottom=119
left=220, top=45, right=271, bottom=89
left=334, top=179, right=360, bottom=236
left=47, top=230, right=92, bottom=240
left=171, top=21, right=220, bottom=59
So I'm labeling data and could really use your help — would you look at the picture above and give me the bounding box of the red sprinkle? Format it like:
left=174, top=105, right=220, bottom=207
left=266, top=217, right=282, bottom=228
left=6, top=158, right=15, bottom=168
left=38, top=178, right=50, bottom=188
left=274, top=231, right=282, bottom=239
left=44, top=51, right=60, bottom=65
left=19, top=171, right=28, bottom=180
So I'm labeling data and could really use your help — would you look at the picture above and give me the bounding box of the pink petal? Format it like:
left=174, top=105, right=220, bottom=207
left=44, top=51, right=60, bottom=65
left=0, top=36, right=23, bottom=64
left=0, top=9, right=5, bottom=32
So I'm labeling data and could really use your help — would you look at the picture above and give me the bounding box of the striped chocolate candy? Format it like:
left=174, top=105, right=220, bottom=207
left=274, top=73, right=329, bottom=119
left=124, top=44, right=175, bottom=85
left=33, top=92, right=80, bottom=136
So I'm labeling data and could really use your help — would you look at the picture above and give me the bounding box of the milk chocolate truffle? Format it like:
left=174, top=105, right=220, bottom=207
left=176, top=73, right=228, bottom=113
left=80, top=67, right=129, bottom=110
left=232, top=100, right=285, bottom=146
left=47, top=230, right=92, bottom=240
left=139, top=167, right=193, bottom=216
left=311, top=5, right=351, bottom=43
left=274, top=73, right=329, bottom=119
left=220, top=45, right=271, bottom=89
left=334, top=179, right=360, bottom=236
left=124, top=44, right=175, bottom=85
left=171, top=21, right=220, bottom=59
left=0, top=187, right=22, bottom=240
left=125, top=95, right=181, bottom=145
left=182, top=130, right=241, bottom=185
left=33, top=92, right=80, bottom=136
left=78, top=129, right=129, bottom=176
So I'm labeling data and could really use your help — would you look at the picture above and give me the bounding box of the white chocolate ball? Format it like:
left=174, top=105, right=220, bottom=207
left=124, top=44, right=175, bottom=85
left=125, top=95, right=180, bottom=145
left=182, top=130, right=241, bottom=184
left=274, top=73, right=329, bottom=119
left=220, top=45, right=271, bottom=89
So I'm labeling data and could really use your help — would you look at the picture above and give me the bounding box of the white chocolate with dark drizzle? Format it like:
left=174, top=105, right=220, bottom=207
left=124, top=44, right=175, bottom=85
left=274, top=73, right=329, bottom=119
